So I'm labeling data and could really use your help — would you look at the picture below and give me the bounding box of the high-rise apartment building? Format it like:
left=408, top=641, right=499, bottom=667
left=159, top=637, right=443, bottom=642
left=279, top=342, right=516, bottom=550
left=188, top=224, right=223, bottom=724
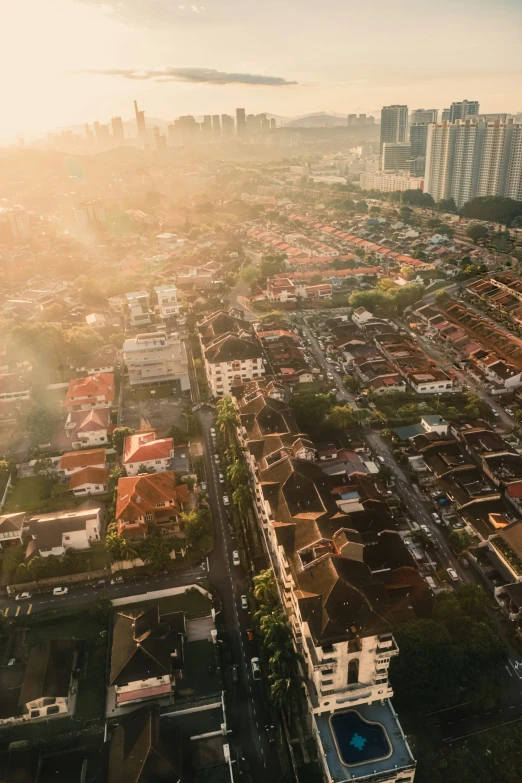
left=201, top=115, right=212, bottom=135
left=449, top=100, right=480, bottom=123
left=221, top=114, right=235, bottom=136
left=236, top=108, right=246, bottom=136
left=475, top=121, right=512, bottom=198
left=382, top=142, right=411, bottom=171
left=450, top=120, right=483, bottom=208
left=211, top=115, right=221, bottom=135
left=410, top=109, right=438, bottom=124
left=380, top=105, right=408, bottom=151
left=347, top=113, right=357, bottom=125
left=270, top=118, right=276, bottom=130
left=441, top=108, right=451, bottom=122
left=424, top=122, right=457, bottom=203
left=409, top=124, right=430, bottom=175
left=505, top=125, right=522, bottom=202
left=111, top=116, right=124, bottom=143
left=134, top=100, right=147, bottom=145
left=0, top=206, right=31, bottom=241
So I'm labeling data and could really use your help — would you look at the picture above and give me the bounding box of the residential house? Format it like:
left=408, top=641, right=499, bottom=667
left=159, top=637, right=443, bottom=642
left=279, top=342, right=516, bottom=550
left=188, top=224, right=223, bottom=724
left=69, top=467, right=109, bottom=496
left=26, top=501, right=103, bottom=558
left=154, top=284, right=180, bottom=319
left=0, top=640, right=79, bottom=726
left=85, top=313, right=106, bottom=329
left=123, top=332, right=190, bottom=392
left=65, top=406, right=112, bottom=447
left=123, top=432, right=174, bottom=476
left=352, top=307, right=375, bottom=327
left=406, top=369, right=454, bottom=393
left=126, top=291, right=153, bottom=328
left=60, top=448, right=107, bottom=477
left=74, top=345, right=116, bottom=375
left=0, top=512, right=26, bottom=549
left=109, top=606, right=185, bottom=707
left=108, top=708, right=183, bottom=783
left=65, top=373, right=115, bottom=411
left=115, top=471, right=188, bottom=540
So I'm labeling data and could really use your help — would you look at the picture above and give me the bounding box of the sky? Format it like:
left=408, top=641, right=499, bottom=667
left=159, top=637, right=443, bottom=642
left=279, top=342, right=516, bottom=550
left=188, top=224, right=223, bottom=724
left=1, top=0, right=522, bottom=141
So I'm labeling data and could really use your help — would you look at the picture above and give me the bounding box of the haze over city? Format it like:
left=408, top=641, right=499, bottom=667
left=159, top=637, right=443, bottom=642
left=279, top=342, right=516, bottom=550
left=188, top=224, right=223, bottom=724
left=3, top=0, right=522, bottom=140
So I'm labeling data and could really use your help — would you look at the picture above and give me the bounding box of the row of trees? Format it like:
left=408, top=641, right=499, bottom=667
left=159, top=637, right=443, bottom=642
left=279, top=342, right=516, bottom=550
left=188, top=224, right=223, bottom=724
left=216, top=397, right=252, bottom=514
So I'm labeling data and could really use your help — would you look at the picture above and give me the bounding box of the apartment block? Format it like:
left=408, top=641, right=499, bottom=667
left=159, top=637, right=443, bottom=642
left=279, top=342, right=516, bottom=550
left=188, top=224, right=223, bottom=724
left=154, top=284, right=180, bottom=319
left=123, top=332, right=190, bottom=391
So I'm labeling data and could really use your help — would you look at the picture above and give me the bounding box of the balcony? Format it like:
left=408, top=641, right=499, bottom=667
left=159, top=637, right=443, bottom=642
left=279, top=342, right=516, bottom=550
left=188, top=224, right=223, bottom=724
left=376, top=634, right=399, bottom=657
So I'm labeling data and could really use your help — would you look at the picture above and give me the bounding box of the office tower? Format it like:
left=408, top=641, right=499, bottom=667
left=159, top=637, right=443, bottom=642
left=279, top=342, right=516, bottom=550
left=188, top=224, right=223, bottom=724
left=441, top=108, right=451, bottom=122
left=201, top=115, right=212, bottom=135
left=134, top=100, right=147, bottom=144
left=449, top=100, right=479, bottom=123
left=411, top=109, right=437, bottom=124
left=270, top=118, right=276, bottom=130
left=175, top=115, right=199, bottom=141
left=155, top=133, right=167, bottom=150
left=382, top=142, right=411, bottom=171
left=380, top=105, right=408, bottom=151
left=221, top=114, right=235, bottom=136
left=211, top=115, right=221, bottom=135
left=236, top=108, right=246, bottom=136
left=111, top=116, right=124, bottom=143
left=347, top=114, right=357, bottom=126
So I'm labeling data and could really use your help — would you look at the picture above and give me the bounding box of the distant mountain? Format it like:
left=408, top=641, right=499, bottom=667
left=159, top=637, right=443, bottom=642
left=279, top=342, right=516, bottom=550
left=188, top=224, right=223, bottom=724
left=283, top=113, right=347, bottom=128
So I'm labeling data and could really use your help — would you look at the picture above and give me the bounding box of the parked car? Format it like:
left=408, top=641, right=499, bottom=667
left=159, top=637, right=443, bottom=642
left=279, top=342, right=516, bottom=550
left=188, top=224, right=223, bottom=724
left=210, top=427, right=216, bottom=437
left=110, top=576, right=124, bottom=585
left=223, top=495, right=230, bottom=506
left=251, top=657, right=261, bottom=681
left=447, top=568, right=459, bottom=582
left=232, top=550, right=240, bottom=566
left=200, top=482, right=207, bottom=492
left=246, top=628, right=254, bottom=642
left=431, top=512, right=441, bottom=524
left=15, top=592, right=31, bottom=601
left=53, top=587, right=69, bottom=596
left=241, top=595, right=248, bottom=610
left=218, top=473, right=225, bottom=483
left=214, top=453, right=220, bottom=464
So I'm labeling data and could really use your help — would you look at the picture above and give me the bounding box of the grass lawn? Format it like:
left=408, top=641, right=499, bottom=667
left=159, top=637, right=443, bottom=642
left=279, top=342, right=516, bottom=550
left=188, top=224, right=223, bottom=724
left=4, top=476, right=53, bottom=512
left=126, top=588, right=212, bottom=619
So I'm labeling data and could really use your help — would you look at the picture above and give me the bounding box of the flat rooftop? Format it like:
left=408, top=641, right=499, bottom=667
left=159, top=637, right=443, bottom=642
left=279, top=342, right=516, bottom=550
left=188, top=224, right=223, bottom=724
left=314, top=700, right=415, bottom=782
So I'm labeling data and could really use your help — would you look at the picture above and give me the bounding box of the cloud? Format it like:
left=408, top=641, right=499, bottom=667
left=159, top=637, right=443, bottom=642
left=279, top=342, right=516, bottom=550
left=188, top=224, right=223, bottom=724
left=85, top=66, right=297, bottom=86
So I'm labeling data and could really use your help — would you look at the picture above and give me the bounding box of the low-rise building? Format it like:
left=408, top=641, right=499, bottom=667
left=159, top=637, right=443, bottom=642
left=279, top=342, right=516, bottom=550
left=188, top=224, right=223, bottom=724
left=0, top=512, right=26, bottom=549
left=115, top=471, right=188, bottom=539
left=26, top=502, right=103, bottom=558
left=65, top=373, right=115, bottom=411
left=126, top=291, right=153, bottom=328
left=122, top=432, right=174, bottom=476
left=65, top=406, right=112, bottom=447
left=69, top=466, right=109, bottom=496
left=123, top=332, right=190, bottom=391
left=154, top=284, right=180, bottom=319
left=60, top=448, right=107, bottom=477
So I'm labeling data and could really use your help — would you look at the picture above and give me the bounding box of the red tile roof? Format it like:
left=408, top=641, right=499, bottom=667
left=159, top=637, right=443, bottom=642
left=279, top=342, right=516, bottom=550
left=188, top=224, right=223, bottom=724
left=65, top=373, right=115, bottom=408
left=123, top=432, right=173, bottom=465
left=60, top=448, right=107, bottom=471
left=116, top=471, right=189, bottom=526
left=69, top=466, right=109, bottom=490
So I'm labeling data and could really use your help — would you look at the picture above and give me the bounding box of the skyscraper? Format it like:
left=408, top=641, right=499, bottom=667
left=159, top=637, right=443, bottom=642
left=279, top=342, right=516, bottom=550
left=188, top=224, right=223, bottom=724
left=449, top=100, right=480, bottom=123
left=201, top=115, right=212, bottom=135
left=236, top=108, right=246, bottom=137
left=380, top=105, right=408, bottom=151
left=410, top=109, right=438, bottom=124
left=441, top=108, right=451, bottom=122
left=504, top=124, right=522, bottom=202
left=221, top=114, right=235, bottom=136
left=134, top=100, right=147, bottom=145
left=212, top=115, right=221, bottom=135
left=382, top=142, right=411, bottom=171
left=347, top=114, right=357, bottom=126
left=111, top=116, right=124, bottom=143
left=424, top=122, right=457, bottom=203
left=410, top=124, right=430, bottom=159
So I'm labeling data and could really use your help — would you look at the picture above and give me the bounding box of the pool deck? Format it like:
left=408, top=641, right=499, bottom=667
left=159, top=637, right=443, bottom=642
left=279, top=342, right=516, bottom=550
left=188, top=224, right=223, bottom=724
left=314, top=700, right=415, bottom=782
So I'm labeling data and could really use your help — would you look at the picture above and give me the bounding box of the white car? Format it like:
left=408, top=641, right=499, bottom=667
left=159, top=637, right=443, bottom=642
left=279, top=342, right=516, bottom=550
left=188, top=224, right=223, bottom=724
left=218, top=473, right=224, bottom=483
left=223, top=495, right=230, bottom=506
left=210, top=427, right=216, bottom=436
left=241, top=595, right=248, bottom=610
left=447, top=568, right=459, bottom=582
left=251, top=657, right=261, bottom=680
left=214, top=454, right=220, bottom=464
left=327, top=373, right=334, bottom=380
left=110, top=576, right=124, bottom=585
left=232, top=550, right=240, bottom=566
left=326, top=358, right=333, bottom=364
left=15, top=592, right=31, bottom=601
left=53, top=587, right=69, bottom=596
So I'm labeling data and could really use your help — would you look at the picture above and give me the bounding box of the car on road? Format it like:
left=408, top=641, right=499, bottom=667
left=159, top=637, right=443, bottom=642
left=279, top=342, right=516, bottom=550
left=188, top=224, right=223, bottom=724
left=447, top=568, right=459, bottom=582
left=251, top=657, right=261, bottom=680
left=326, top=357, right=333, bottom=364
left=218, top=473, right=224, bottom=483
left=241, top=595, right=248, bottom=610
left=92, top=579, right=106, bottom=588
left=110, top=576, right=124, bottom=585
left=214, top=453, right=220, bottom=463
left=53, top=587, right=69, bottom=596
left=15, top=592, right=31, bottom=601
left=431, top=512, right=441, bottom=524
left=200, top=482, right=207, bottom=492
left=327, top=373, right=334, bottom=380
left=231, top=664, right=239, bottom=683
left=210, top=427, right=216, bottom=437
left=232, top=550, right=240, bottom=566
left=246, top=628, right=254, bottom=642
left=377, top=455, right=385, bottom=464
left=223, top=495, right=230, bottom=506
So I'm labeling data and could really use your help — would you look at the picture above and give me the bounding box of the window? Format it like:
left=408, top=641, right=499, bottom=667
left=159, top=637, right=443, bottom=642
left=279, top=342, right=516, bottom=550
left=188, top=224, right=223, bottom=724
left=155, top=460, right=161, bottom=464
left=321, top=668, right=334, bottom=676
left=64, top=535, right=70, bottom=541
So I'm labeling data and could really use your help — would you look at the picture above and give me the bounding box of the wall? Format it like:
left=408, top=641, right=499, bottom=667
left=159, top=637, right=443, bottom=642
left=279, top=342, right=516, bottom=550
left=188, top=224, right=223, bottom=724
left=110, top=583, right=212, bottom=606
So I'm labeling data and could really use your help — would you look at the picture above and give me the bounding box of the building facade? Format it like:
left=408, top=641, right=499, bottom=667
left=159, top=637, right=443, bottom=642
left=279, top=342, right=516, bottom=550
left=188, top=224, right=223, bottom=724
left=123, top=332, right=190, bottom=391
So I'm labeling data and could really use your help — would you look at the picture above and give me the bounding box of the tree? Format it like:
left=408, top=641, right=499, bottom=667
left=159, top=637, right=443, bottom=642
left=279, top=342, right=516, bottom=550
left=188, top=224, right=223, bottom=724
left=216, top=397, right=238, bottom=445
left=0, top=610, right=8, bottom=640
left=33, top=456, right=57, bottom=479
left=289, top=391, right=332, bottom=432
left=112, top=427, right=135, bottom=456
left=240, top=267, right=261, bottom=289
left=141, top=535, right=171, bottom=572
left=449, top=529, right=473, bottom=555
left=23, top=404, right=60, bottom=446
left=88, top=595, right=112, bottom=620
left=438, top=197, right=457, bottom=214
left=260, top=254, right=287, bottom=280
left=326, top=406, right=354, bottom=430
left=232, top=484, right=251, bottom=514
left=309, top=273, right=322, bottom=285
left=104, top=527, right=137, bottom=562
left=436, top=289, right=451, bottom=306
left=182, top=507, right=212, bottom=549
left=253, top=569, right=277, bottom=605
left=227, top=460, right=250, bottom=489
left=461, top=196, right=522, bottom=226
left=466, top=223, right=489, bottom=243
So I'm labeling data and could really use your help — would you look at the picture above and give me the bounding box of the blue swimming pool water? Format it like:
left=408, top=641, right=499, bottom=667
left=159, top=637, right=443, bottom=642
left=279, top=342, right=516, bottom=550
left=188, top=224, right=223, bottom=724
left=330, top=710, right=391, bottom=766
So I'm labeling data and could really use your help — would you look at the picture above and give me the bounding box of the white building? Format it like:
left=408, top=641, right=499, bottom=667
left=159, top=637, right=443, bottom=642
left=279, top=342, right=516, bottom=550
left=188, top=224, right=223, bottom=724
left=0, top=206, right=31, bottom=240
left=74, top=200, right=106, bottom=225
left=123, top=332, right=190, bottom=391
left=122, top=431, right=174, bottom=476
left=381, top=142, right=411, bottom=172
left=28, top=504, right=102, bottom=558
left=360, top=171, right=423, bottom=193
left=65, top=407, right=112, bottom=447
left=154, top=284, right=180, bottom=319
left=0, top=513, right=26, bottom=549
left=125, top=291, right=152, bottom=328
left=380, top=105, right=408, bottom=151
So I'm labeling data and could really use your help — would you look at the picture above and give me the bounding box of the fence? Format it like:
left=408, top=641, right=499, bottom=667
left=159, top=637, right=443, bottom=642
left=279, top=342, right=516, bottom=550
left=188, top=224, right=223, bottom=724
left=110, top=583, right=212, bottom=607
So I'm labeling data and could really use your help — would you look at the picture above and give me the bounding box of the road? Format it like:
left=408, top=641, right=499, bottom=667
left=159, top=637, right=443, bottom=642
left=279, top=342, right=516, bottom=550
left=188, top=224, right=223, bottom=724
left=199, top=409, right=281, bottom=781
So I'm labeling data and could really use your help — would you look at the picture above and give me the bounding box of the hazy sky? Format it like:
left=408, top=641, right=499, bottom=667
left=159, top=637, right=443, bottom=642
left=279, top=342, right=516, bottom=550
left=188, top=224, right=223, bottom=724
left=2, top=0, right=522, bottom=140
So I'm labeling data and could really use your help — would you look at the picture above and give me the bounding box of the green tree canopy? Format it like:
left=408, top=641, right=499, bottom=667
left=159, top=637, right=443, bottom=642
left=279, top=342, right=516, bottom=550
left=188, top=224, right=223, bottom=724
left=466, top=223, right=489, bottom=242
left=112, top=427, right=135, bottom=456
left=289, top=391, right=332, bottom=432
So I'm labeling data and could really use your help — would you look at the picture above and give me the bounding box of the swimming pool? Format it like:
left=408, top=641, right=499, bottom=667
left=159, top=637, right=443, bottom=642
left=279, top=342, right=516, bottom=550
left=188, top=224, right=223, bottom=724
left=329, top=709, right=392, bottom=767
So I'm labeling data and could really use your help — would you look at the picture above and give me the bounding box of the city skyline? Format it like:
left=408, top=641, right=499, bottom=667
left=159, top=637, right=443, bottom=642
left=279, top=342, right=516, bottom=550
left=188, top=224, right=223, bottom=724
left=2, top=0, right=522, bottom=143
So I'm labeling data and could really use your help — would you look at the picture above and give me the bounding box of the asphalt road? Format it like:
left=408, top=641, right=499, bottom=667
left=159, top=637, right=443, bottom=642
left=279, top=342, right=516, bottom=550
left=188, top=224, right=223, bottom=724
left=198, top=409, right=281, bottom=781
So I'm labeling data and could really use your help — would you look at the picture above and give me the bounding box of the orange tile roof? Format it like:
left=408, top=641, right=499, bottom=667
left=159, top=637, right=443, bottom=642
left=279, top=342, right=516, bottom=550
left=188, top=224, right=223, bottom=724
left=116, top=471, right=189, bottom=525
left=69, top=466, right=109, bottom=490
left=60, top=448, right=107, bottom=471
left=65, top=373, right=115, bottom=407
left=123, top=432, right=174, bottom=465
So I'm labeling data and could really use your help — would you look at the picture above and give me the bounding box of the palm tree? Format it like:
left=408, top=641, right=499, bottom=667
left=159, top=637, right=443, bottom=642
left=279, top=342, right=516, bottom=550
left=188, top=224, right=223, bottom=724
left=256, top=607, right=288, bottom=651
left=227, top=460, right=250, bottom=489
left=216, top=397, right=238, bottom=445
left=232, top=483, right=251, bottom=515
left=253, top=569, right=277, bottom=606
